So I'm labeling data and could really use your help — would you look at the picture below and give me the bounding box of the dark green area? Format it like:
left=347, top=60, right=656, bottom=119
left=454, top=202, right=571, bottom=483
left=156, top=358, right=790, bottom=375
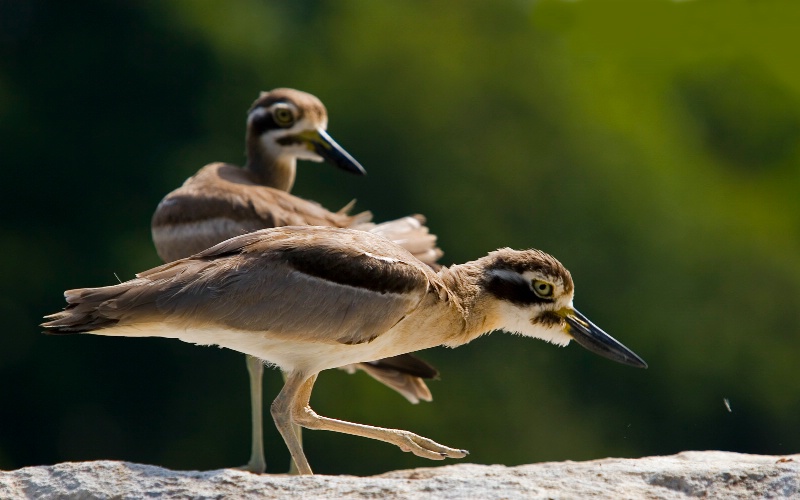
left=1, top=0, right=799, bottom=475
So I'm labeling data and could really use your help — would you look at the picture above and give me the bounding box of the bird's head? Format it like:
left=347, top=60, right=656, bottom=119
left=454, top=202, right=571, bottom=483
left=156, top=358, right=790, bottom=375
left=481, top=248, right=647, bottom=368
left=246, top=88, right=366, bottom=176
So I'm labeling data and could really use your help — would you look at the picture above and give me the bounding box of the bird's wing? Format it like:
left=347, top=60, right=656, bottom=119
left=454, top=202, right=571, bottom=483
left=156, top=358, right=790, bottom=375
left=151, top=163, right=372, bottom=260
left=346, top=363, right=433, bottom=404
left=47, top=227, right=436, bottom=346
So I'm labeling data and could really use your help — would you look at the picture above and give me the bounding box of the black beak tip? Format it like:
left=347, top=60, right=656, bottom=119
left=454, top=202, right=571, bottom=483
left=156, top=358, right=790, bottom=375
left=344, top=160, right=367, bottom=176
left=566, top=310, right=648, bottom=369
left=311, top=131, right=368, bottom=176
left=625, top=355, right=648, bottom=369
left=322, top=149, right=367, bottom=176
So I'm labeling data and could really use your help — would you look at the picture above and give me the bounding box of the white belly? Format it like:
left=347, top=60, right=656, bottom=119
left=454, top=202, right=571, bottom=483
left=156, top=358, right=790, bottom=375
left=96, top=321, right=440, bottom=375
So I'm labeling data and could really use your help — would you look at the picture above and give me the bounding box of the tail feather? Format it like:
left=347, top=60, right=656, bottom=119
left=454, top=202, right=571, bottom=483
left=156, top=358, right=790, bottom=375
left=42, top=306, right=118, bottom=334
left=41, top=279, right=152, bottom=334
left=363, top=215, right=444, bottom=269
left=336, top=199, right=373, bottom=226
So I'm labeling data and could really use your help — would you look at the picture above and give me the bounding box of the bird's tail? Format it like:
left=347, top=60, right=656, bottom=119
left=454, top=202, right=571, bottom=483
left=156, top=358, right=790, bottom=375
left=360, top=214, right=443, bottom=269
left=336, top=199, right=373, bottom=226
left=41, top=279, right=147, bottom=334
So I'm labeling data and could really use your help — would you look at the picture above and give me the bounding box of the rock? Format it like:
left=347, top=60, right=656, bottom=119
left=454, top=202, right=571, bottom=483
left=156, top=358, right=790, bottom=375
left=1, top=451, right=798, bottom=499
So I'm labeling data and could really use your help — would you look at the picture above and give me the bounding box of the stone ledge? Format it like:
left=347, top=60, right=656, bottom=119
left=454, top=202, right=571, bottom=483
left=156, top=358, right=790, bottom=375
left=1, top=451, right=798, bottom=499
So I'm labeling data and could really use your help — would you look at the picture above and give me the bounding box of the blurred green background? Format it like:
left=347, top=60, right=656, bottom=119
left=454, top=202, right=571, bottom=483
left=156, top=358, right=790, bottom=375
left=1, top=0, right=799, bottom=476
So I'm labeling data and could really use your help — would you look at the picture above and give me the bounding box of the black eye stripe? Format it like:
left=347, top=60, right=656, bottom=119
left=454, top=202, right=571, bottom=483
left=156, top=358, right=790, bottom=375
left=249, top=108, right=281, bottom=135
left=483, top=270, right=554, bottom=306
left=248, top=102, right=298, bottom=135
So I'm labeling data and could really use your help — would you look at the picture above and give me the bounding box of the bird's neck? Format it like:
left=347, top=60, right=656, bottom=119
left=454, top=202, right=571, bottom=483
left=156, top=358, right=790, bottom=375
left=437, top=260, right=502, bottom=347
left=244, top=141, right=297, bottom=192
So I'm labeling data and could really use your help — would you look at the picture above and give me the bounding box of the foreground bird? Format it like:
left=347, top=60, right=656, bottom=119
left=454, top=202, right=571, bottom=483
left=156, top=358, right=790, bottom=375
left=151, top=88, right=441, bottom=473
left=43, top=226, right=647, bottom=475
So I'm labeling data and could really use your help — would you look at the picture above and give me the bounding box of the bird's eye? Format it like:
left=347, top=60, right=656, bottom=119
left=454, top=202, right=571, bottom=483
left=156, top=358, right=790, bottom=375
left=273, top=105, right=295, bottom=126
left=531, top=280, right=553, bottom=298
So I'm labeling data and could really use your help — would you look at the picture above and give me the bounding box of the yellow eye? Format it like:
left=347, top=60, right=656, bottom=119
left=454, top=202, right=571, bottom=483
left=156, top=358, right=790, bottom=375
left=273, top=105, right=295, bottom=126
left=532, top=280, right=553, bottom=298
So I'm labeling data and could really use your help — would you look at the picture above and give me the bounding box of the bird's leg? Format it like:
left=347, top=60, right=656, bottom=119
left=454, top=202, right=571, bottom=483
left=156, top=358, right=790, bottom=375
left=241, top=355, right=266, bottom=473
left=290, top=374, right=468, bottom=463
left=271, top=371, right=316, bottom=475
left=282, top=371, right=303, bottom=475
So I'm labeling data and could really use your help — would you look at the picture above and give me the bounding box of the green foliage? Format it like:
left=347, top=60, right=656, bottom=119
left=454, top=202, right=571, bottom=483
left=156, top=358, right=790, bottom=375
left=1, top=0, right=799, bottom=475
left=677, top=60, right=800, bottom=169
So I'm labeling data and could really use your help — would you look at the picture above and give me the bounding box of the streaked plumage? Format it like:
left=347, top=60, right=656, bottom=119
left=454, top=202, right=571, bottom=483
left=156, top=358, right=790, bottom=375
left=43, top=226, right=647, bottom=475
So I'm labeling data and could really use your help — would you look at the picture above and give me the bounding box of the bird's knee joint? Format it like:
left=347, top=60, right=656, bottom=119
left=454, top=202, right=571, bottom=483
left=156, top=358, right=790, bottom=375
left=270, top=400, right=290, bottom=424
left=292, top=406, right=320, bottom=428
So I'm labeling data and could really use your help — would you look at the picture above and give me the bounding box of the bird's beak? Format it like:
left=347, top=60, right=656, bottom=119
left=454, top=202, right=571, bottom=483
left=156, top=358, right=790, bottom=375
left=298, top=129, right=367, bottom=176
left=562, top=308, right=648, bottom=368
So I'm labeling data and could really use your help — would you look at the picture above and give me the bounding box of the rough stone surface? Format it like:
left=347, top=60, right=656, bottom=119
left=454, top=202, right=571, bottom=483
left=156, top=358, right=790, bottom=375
left=1, top=451, right=798, bottom=499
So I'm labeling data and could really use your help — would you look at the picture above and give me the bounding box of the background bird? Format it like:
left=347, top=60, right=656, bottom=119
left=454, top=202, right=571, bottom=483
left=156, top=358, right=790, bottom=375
left=43, top=226, right=647, bottom=475
left=151, top=88, right=443, bottom=473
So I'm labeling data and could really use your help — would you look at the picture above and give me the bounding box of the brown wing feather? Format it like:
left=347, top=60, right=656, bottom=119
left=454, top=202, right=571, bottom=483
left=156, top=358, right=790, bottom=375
left=44, top=227, right=437, bottom=347
left=349, top=363, right=434, bottom=404
left=367, top=353, right=439, bottom=379
left=152, top=163, right=443, bottom=268
left=151, top=163, right=372, bottom=261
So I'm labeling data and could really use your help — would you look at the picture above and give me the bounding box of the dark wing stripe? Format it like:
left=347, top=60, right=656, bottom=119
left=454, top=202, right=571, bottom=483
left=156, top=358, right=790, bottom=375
left=152, top=194, right=278, bottom=227
left=283, top=248, right=424, bottom=295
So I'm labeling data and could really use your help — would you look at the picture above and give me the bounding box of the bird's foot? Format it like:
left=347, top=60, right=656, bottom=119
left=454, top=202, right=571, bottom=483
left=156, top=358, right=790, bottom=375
left=396, top=431, right=469, bottom=460
left=235, top=459, right=267, bottom=474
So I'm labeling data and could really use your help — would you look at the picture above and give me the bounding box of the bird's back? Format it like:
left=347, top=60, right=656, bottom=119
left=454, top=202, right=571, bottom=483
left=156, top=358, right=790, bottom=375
left=151, top=162, right=372, bottom=262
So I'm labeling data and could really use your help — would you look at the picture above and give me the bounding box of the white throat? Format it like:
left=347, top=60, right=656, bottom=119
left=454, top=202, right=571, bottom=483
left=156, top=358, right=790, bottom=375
left=494, top=301, right=572, bottom=347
